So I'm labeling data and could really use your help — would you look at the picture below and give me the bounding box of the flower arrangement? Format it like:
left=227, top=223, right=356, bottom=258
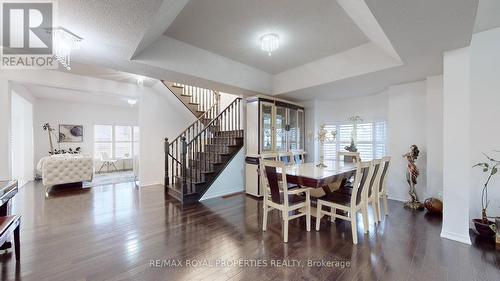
left=345, top=115, right=363, bottom=152
left=316, top=124, right=336, bottom=168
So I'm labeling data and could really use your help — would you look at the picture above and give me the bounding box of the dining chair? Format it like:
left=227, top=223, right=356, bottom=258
left=337, top=151, right=361, bottom=189
left=375, top=156, right=391, bottom=221
left=337, top=151, right=361, bottom=163
left=366, top=159, right=383, bottom=224
left=293, top=150, right=307, bottom=164
left=315, top=161, right=374, bottom=244
left=278, top=151, right=295, bottom=165
left=261, top=159, right=311, bottom=243
left=98, top=152, right=119, bottom=173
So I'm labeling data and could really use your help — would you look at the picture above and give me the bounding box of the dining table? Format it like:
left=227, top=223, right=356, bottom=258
left=276, top=160, right=357, bottom=192
left=276, top=160, right=357, bottom=217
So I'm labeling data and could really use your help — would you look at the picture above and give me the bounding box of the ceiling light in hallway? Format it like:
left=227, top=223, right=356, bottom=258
left=260, top=33, right=279, bottom=56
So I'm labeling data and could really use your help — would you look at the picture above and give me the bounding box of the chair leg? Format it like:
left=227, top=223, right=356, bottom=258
left=371, top=201, right=379, bottom=224
left=111, top=162, right=118, bottom=172
left=306, top=197, right=311, bottom=232
left=376, top=198, right=382, bottom=222
left=97, top=162, right=106, bottom=173
left=283, top=211, right=289, bottom=243
left=14, top=223, right=20, bottom=261
left=350, top=215, right=358, bottom=245
left=383, top=194, right=389, bottom=216
left=262, top=205, right=268, bottom=231
left=315, top=202, right=322, bottom=231
left=362, top=206, right=369, bottom=233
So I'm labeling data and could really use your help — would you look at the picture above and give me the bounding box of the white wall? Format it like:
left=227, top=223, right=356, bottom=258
left=200, top=149, right=245, bottom=201
left=387, top=81, right=428, bottom=202
left=0, top=79, right=11, bottom=181
left=441, top=47, right=472, bottom=245
left=470, top=27, right=500, bottom=220
left=219, top=92, right=239, bottom=111
left=310, top=92, right=388, bottom=161
left=426, top=75, right=444, bottom=198
left=34, top=99, right=139, bottom=169
left=138, top=82, right=196, bottom=187
left=11, top=91, right=34, bottom=187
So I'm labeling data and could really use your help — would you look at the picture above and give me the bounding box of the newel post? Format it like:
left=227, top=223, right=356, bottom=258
left=181, top=136, right=188, bottom=195
left=164, top=137, right=169, bottom=191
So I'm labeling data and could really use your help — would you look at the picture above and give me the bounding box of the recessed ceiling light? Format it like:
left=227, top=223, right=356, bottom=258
left=127, top=99, right=138, bottom=106
left=260, top=33, right=279, bottom=56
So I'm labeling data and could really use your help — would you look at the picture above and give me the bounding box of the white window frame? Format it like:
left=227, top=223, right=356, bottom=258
left=94, top=124, right=139, bottom=159
left=323, top=121, right=387, bottom=161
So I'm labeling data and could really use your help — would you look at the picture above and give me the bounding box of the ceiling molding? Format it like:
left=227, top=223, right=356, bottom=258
left=130, top=0, right=190, bottom=59
left=337, top=0, right=401, bottom=62
left=273, top=42, right=402, bottom=95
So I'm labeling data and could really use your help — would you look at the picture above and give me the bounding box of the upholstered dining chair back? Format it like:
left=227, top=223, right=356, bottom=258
left=351, top=161, right=374, bottom=207
left=379, top=157, right=391, bottom=194
left=278, top=152, right=295, bottom=165
left=293, top=150, right=307, bottom=164
left=261, top=159, right=289, bottom=205
left=368, top=159, right=382, bottom=198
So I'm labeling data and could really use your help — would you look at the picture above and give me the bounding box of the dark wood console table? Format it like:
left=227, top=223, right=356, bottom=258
left=0, top=180, right=18, bottom=250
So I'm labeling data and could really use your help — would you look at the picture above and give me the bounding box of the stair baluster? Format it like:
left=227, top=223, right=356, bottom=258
left=165, top=97, right=243, bottom=203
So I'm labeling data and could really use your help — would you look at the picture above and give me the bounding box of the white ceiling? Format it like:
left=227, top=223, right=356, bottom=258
left=53, top=63, right=157, bottom=87
left=165, top=0, right=369, bottom=74
left=473, top=0, right=500, bottom=33
left=20, top=83, right=135, bottom=108
left=35, top=0, right=484, bottom=101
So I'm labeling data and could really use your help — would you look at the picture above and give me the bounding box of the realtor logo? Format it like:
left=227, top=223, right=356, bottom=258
left=1, top=1, right=56, bottom=69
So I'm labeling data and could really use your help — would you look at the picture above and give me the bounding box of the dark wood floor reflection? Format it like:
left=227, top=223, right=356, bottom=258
left=0, top=181, right=499, bottom=281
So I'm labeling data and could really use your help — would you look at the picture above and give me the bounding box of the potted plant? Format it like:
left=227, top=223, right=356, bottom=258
left=472, top=152, right=499, bottom=237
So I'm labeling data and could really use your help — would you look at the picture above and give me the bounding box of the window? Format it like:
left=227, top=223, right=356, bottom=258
left=94, top=125, right=139, bottom=159
left=323, top=121, right=387, bottom=161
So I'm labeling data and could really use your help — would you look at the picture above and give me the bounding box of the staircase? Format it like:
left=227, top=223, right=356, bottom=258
left=163, top=81, right=244, bottom=204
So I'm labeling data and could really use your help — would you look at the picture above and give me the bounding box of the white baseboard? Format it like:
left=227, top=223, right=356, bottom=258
left=387, top=195, right=407, bottom=202
left=200, top=187, right=245, bottom=201
left=139, top=181, right=163, bottom=188
left=440, top=230, right=472, bottom=245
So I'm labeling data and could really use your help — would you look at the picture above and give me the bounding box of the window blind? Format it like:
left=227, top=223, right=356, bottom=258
left=322, top=121, right=387, bottom=161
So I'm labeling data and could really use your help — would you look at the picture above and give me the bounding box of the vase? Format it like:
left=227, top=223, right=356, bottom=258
left=424, top=198, right=443, bottom=214
left=473, top=219, right=496, bottom=238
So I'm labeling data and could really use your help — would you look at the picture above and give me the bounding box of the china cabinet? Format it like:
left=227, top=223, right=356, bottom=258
left=245, top=96, right=305, bottom=197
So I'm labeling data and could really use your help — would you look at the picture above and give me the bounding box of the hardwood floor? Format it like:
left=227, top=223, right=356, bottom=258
left=0, top=181, right=498, bottom=281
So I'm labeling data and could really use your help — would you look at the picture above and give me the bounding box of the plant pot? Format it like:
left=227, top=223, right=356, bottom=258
left=424, top=197, right=443, bottom=214
left=473, top=219, right=496, bottom=238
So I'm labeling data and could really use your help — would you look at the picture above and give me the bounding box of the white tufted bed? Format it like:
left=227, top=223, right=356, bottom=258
left=37, top=154, right=94, bottom=194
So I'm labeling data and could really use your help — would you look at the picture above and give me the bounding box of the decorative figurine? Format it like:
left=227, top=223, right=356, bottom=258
left=403, top=145, right=424, bottom=210
left=316, top=124, right=336, bottom=168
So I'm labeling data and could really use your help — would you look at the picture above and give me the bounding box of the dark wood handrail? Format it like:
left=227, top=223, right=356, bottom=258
left=187, top=98, right=242, bottom=146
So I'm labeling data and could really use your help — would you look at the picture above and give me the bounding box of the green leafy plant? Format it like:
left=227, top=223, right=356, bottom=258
left=473, top=152, right=500, bottom=223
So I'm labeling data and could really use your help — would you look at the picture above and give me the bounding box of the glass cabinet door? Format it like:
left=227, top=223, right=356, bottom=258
left=260, top=102, right=274, bottom=152
left=288, top=108, right=298, bottom=150
left=275, top=106, right=287, bottom=152
left=297, top=109, right=304, bottom=150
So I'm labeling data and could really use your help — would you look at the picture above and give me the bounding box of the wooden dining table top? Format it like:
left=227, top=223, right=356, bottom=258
left=276, top=161, right=357, bottom=188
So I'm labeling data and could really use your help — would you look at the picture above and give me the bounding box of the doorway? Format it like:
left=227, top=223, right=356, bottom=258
left=10, top=91, right=34, bottom=188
